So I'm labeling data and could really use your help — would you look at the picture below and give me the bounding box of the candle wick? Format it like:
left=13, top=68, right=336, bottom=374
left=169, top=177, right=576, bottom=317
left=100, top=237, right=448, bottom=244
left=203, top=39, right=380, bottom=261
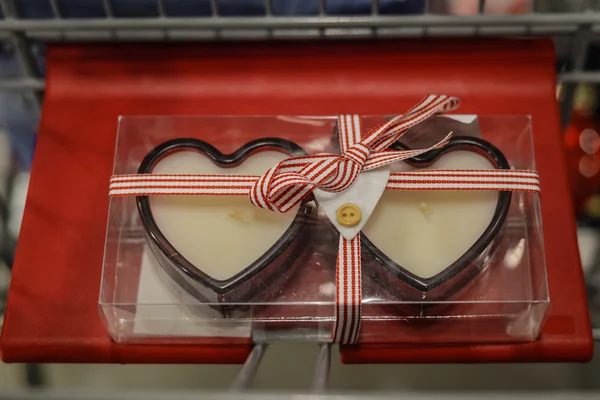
left=228, top=208, right=252, bottom=225
left=419, top=202, right=434, bottom=217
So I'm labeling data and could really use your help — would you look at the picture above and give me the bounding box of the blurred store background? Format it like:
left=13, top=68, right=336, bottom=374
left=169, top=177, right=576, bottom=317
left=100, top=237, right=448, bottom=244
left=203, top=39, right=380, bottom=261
left=2, top=0, right=600, bottom=396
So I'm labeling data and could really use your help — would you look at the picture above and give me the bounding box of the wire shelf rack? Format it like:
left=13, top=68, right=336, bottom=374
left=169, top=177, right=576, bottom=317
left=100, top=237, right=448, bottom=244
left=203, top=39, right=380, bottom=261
left=0, top=0, right=599, bottom=123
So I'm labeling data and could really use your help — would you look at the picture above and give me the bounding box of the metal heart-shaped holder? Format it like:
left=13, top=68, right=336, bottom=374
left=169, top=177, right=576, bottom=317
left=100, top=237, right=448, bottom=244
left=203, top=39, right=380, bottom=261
left=362, top=136, right=512, bottom=302
left=136, top=138, right=313, bottom=312
left=138, top=132, right=511, bottom=315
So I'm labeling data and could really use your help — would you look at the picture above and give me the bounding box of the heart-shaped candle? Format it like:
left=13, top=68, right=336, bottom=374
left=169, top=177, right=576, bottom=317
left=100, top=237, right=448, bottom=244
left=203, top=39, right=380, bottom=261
left=137, top=138, right=312, bottom=308
left=361, top=136, right=511, bottom=300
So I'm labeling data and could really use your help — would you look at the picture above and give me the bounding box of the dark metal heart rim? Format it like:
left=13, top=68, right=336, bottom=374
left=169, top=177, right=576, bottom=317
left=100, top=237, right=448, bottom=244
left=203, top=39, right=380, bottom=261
left=136, top=137, right=312, bottom=295
left=360, top=136, right=512, bottom=292
left=138, top=135, right=510, bottom=298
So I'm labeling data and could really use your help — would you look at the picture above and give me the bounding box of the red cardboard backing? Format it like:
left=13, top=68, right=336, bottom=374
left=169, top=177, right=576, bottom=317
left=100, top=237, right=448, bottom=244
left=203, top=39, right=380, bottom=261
left=0, top=39, right=592, bottom=363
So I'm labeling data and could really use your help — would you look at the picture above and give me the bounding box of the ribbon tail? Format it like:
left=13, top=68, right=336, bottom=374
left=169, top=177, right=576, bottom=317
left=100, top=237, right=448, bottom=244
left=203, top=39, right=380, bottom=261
left=363, top=132, right=453, bottom=171
left=331, top=234, right=362, bottom=344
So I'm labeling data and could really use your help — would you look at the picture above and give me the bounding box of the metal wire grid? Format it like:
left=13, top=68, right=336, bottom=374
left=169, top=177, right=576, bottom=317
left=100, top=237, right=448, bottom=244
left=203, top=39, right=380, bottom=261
left=0, top=0, right=599, bottom=388
left=230, top=344, right=331, bottom=391
left=0, top=0, right=599, bottom=123
left=235, top=331, right=600, bottom=390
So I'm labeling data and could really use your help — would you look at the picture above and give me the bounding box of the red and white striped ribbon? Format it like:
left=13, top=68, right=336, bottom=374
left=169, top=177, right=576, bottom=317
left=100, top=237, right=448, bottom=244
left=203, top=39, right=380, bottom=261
left=109, top=95, right=541, bottom=345
left=109, top=170, right=540, bottom=197
left=109, top=169, right=540, bottom=197
left=247, top=95, right=459, bottom=213
left=329, top=111, right=364, bottom=345
left=386, top=169, right=540, bottom=192
left=331, top=234, right=362, bottom=344
left=109, top=174, right=257, bottom=197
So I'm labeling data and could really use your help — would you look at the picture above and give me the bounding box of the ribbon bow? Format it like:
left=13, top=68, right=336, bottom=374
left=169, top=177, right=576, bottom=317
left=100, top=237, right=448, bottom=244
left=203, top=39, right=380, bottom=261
left=250, top=95, right=460, bottom=213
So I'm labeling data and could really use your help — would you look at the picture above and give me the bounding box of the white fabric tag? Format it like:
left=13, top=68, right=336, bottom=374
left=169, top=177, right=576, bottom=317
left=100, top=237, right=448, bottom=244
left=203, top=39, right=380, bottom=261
left=313, top=166, right=390, bottom=240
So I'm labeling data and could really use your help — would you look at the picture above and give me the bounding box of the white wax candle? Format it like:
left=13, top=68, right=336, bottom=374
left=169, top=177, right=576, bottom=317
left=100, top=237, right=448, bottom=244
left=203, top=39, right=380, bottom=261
left=149, top=151, right=298, bottom=281
left=362, top=151, right=498, bottom=279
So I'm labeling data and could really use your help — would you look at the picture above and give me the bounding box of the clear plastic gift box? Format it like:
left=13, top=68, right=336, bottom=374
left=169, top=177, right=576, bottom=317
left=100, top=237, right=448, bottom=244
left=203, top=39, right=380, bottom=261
left=100, top=113, right=549, bottom=344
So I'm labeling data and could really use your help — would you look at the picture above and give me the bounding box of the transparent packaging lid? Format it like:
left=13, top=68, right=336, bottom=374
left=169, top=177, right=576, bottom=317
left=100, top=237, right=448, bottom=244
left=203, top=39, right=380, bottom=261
left=101, top=114, right=548, bottom=344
